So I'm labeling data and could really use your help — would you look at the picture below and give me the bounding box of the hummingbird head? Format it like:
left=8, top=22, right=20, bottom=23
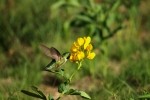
left=62, top=52, right=70, bottom=59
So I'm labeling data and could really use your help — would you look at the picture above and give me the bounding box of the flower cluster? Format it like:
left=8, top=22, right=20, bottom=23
left=70, top=36, right=96, bottom=62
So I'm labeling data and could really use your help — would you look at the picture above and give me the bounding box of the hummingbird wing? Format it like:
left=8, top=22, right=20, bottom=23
left=40, top=44, right=61, bottom=61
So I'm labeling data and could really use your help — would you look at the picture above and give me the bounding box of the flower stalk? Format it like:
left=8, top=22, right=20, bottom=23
left=69, top=61, right=82, bottom=82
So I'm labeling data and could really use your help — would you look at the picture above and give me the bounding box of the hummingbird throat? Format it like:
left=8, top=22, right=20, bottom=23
left=55, top=57, right=66, bottom=68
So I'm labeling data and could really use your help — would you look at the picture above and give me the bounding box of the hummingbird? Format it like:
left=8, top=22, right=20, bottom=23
left=40, top=44, right=70, bottom=71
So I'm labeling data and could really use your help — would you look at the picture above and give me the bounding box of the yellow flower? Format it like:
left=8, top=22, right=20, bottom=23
left=73, top=42, right=80, bottom=48
left=71, top=42, right=80, bottom=52
left=70, top=54, right=74, bottom=61
left=77, top=37, right=84, bottom=46
left=69, top=36, right=95, bottom=62
left=86, top=44, right=93, bottom=51
left=71, top=45, right=78, bottom=52
left=87, top=52, right=96, bottom=59
left=77, top=51, right=85, bottom=60
left=84, top=37, right=91, bottom=50
left=70, top=54, right=76, bottom=62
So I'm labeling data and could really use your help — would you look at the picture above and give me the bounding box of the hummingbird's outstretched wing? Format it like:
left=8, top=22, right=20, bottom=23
left=40, top=44, right=61, bottom=61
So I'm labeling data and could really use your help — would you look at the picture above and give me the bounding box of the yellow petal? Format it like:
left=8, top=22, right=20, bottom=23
left=77, top=37, right=84, bottom=46
left=87, top=52, right=95, bottom=59
left=69, top=55, right=74, bottom=61
left=84, top=36, right=91, bottom=49
left=77, top=51, right=85, bottom=60
left=86, top=44, right=93, bottom=51
left=71, top=42, right=80, bottom=52
left=74, top=42, right=79, bottom=47
left=70, top=53, right=77, bottom=62
left=71, top=45, right=77, bottom=52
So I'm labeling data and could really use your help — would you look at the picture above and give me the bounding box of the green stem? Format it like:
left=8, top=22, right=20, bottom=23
left=56, top=61, right=83, bottom=100
left=69, top=61, right=82, bottom=82
left=69, top=70, right=77, bottom=82
left=77, top=61, right=82, bottom=70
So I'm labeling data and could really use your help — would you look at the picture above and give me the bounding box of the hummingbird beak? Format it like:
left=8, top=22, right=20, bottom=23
left=67, top=53, right=70, bottom=59
left=62, top=52, right=70, bottom=59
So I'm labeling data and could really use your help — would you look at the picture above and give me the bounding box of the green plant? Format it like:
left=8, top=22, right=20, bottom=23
left=51, top=0, right=126, bottom=44
left=21, top=36, right=95, bottom=100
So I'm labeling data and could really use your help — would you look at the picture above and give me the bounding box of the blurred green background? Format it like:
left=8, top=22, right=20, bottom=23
left=0, top=0, right=150, bottom=99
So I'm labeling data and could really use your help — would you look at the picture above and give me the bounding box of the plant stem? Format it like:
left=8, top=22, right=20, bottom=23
left=69, top=61, right=82, bottom=82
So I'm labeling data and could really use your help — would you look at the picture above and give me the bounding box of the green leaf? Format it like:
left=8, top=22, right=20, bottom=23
left=138, top=94, right=150, bottom=99
left=76, top=15, right=93, bottom=23
left=58, top=83, right=68, bottom=93
left=68, top=0, right=80, bottom=7
left=57, top=69, right=65, bottom=76
left=31, top=86, right=38, bottom=91
left=31, top=86, right=47, bottom=100
left=21, top=90, right=43, bottom=99
left=89, top=0, right=95, bottom=8
left=51, top=1, right=65, bottom=10
left=65, top=89, right=80, bottom=95
left=110, top=0, right=120, bottom=12
left=80, top=91, right=91, bottom=99
left=65, top=89, right=91, bottom=99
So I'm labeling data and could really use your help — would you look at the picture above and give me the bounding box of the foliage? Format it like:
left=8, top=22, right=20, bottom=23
left=51, top=0, right=126, bottom=44
left=22, top=36, right=95, bottom=99
left=0, top=0, right=150, bottom=100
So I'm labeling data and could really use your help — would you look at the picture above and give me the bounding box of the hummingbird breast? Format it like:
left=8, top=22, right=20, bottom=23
left=55, top=58, right=67, bottom=68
